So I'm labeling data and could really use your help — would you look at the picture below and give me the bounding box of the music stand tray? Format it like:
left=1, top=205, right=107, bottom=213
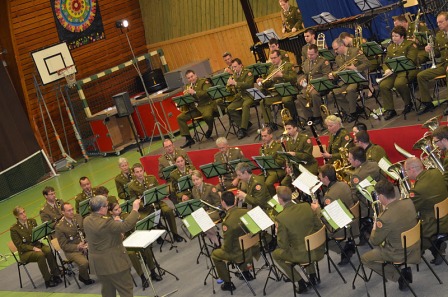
left=172, top=94, right=196, bottom=108
left=207, top=85, right=232, bottom=100
left=200, top=162, right=229, bottom=179
left=246, top=63, right=271, bottom=76
left=143, top=184, right=170, bottom=206
left=414, top=32, right=428, bottom=45
left=177, top=175, right=194, bottom=193
left=274, top=82, right=298, bottom=97
left=311, top=12, right=337, bottom=24
left=318, top=48, right=335, bottom=61
left=385, top=56, right=416, bottom=73
left=256, top=29, right=279, bottom=44
left=79, top=199, right=91, bottom=217
left=310, top=77, right=337, bottom=93
left=246, top=88, right=267, bottom=101
left=175, top=199, right=204, bottom=218
left=361, top=41, right=384, bottom=57
left=210, top=73, right=231, bottom=87
left=162, top=165, right=177, bottom=180
left=135, top=210, right=161, bottom=231
left=252, top=156, right=282, bottom=171
left=32, top=221, right=53, bottom=242
left=228, top=158, right=259, bottom=171
left=276, top=151, right=304, bottom=166
left=355, top=0, right=382, bottom=11
left=338, top=70, right=367, bottom=84
left=120, top=200, right=133, bottom=213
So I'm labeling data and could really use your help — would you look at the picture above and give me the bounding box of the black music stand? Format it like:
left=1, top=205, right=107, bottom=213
left=175, top=199, right=203, bottom=219
left=276, top=151, right=305, bottom=167
left=207, top=85, right=232, bottom=101
left=32, top=221, right=53, bottom=242
left=135, top=210, right=161, bottom=231
left=162, top=165, right=177, bottom=180
left=338, top=70, right=367, bottom=84
left=247, top=88, right=266, bottom=102
left=120, top=199, right=133, bottom=213
left=274, top=82, right=298, bottom=97
left=210, top=73, right=231, bottom=87
left=228, top=158, right=259, bottom=171
left=172, top=94, right=196, bottom=109
left=246, top=63, right=271, bottom=77
left=252, top=156, right=282, bottom=178
left=318, top=49, right=336, bottom=61
left=414, top=32, right=428, bottom=46
left=311, top=12, right=337, bottom=24
left=310, top=77, right=337, bottom=93
left=361, top=41, right=384, bottom=57
left=177, top=175, right=194, bottom=193
left=200, top=162, right=229, bottom=190
left=355, top=0, right=382, bottom=11
left=385, top=56, right=416, bottom=73
left=173, top=94, right=204, bottom=142
left=256, top=29, right=279, bottom=44
left=79, top=199, right=91, bottom=217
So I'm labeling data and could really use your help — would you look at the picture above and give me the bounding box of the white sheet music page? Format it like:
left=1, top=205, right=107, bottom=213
left=378, top=157, right=399, bottom=180
left=248, top=206, right=274, bottom=231
left=325, top=200, right=352, bottom=228
left=292, top=165, right=322, bottom=195
left=192, top=207, right=215, bottom=232
left=123, top=230, right=166, bottom=249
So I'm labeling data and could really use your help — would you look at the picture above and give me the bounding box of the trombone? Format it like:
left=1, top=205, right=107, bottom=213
left=317, top=33, right=326, bottom=50
left=258, top=62, right=287, bottom=85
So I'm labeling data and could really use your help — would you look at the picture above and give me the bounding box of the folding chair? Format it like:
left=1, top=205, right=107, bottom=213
left=51, top=238, right=81, bottom=289
left=7, top=241, right=37, bottom=289
left=431, top=197, right=448, bottom=266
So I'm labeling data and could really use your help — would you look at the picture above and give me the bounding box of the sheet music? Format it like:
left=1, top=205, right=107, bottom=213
left=191, top=208, right=215, bottom=232
left=394, top=143, right=414, bottom=158
left=358, top=177, right=372, bottom=188
left=324, top=200, right=353, bottom=228
left=123, top=230, right=166, bottom=249
left=292, top=165, right=322, bottom=195
left=153, top=209, right=161, bottom=225
left=247, top=88, right=266, bottom=100
left=378, top=157, right=399, bottom=180
left=247, top=206, right=274, bottom=231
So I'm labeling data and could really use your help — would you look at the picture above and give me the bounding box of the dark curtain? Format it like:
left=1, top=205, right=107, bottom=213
left=0, top=61, right=41, bottom=171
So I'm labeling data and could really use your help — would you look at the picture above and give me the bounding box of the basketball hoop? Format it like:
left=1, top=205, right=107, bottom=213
left=57, top=65, right=77, bottom=88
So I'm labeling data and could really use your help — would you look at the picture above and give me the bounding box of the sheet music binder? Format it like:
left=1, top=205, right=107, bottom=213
left=355, top=176, right=377, bottom=203
left=267, top=195, right=284, bottom=213
left=135, top=209, right=161, bottom=231
left=79, top=199, right=91, bottom=217
left=292, top=165, right=322, bottom=195
left=321, top=199, right=354, bottom=230
left=210, top=72, right=231, bottom=87
left=378, top=157, right=400, bottom=180
left=182, top=207, right=216, bottom=237
left=240, top=206, right=274, bottom=235
left=31, top=221, right=53, bottom=242
left=123, top=230, right=166, bottom=250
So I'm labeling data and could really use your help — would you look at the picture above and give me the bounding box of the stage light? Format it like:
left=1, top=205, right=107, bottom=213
left=115, top=20, right=129, bottom=29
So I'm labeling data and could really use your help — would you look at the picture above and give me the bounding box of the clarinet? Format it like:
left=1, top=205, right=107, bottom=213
left=75, top=220, right=88, bottom=256
left=308, top=121, right=328, bottom=163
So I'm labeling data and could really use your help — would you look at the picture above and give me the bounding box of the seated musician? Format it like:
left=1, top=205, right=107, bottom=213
left=311, top=164, right=356, bottom=266
left=279, top=0, right=304, bottom=34
left=226, top=58, right=254, bottom=139
left=351, top=122, right=368, bottom=136
left=39, top=186, right=63, bottom=229
left=55, top=202, right=95, bottom=285
left=190, top=170, right=221, bottom=246
left=354, top=130, right=388, bottom=163
left=361, top=180, right=419, bottom=291
left=115, top=158, right=134, bottom=201
left=157, top=138, right=192, bottom=181
left=235, top=161, right=271, bottom=210
left=127, top=163, right=184, bottom=243
left=258, top=126, right=286, bottom=197
left=211, top=191, right=254, bottom=292
left=379, top=25, right=418, bottom=120
left=108, top=201, right=162, bottom=287
left=169, top=155, right=196, bottom=202
left=177, top=69, right=217, bottom=149
left=214, top=137, right=246, bottom=191
left=267, top=38, right=290, bottom=63
left=417, top=11, right=448, bottom=116
left=10, top=206, right=62, bottom=288
left=222, top=52, right=234, bottom=75
left=273, top=186, right=323, bottom=294
left=75, top=176, right=97, bottom=214
left=297, top=44, right=331, bottom=126
left=329, top=38, right=370, bottom=123
left=432, top=126, right=448, bottom=185
left=280, top=120, right=318, bottom=192
left=257, top=50, right=298, bottom=128
left=321, top=115, right=352, bottom=164
left=404, top=157, right=448, bottom=265
left=301, top=28, right=317, bottom=64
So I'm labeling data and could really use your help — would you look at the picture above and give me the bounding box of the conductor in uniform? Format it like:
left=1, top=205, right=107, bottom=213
left=84, top=195, right=141, bottom=297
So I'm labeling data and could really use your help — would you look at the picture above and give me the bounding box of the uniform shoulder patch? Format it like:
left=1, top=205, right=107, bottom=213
left=248, top=72, right=253, bottom=76
left=376, top=220, right=383, bottom=228
left=307, top=139, right=311, bottom=144
left=325, top=60, right=330, bottom=65
left=255, top=184, right=262, bottom=191
left=352, top=176, right=360, bottom=185
left=324, top=198, right=331, bottom=205
left=222, top=225, right=228, bottom=232
left=344, top=135, right=350, bottom=141
left=212, top=187, right=217, bottom=193
left=409, top=192, right=415, bottom=198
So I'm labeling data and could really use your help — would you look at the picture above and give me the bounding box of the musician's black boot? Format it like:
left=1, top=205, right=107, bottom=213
left=237, top=128, right=248, bottom=140
left=296, top=279, right=308, bottom=294
left=45, top=279, right=58, bottom=288
left=180, top=136, right=195, bottom=149
left=79, top=276, right=95, bottom=285
left=173, top=233, right=185, bottom=242
left=383, top=110, right=397, bottom=120
left=150, top=269, right=162, bottom=281
left=51, top=275, right=62, bottom=284
left=221, top=281, right=236, bottom=291
left=417, top=102, right=434, bottom=115
left=140, top=274, right=149, bottom=288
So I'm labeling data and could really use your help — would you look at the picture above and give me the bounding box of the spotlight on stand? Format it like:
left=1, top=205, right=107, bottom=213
left=115, top=19, right=129, bottom=29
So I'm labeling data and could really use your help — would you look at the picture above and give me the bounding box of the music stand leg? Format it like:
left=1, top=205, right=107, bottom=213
left=137, top=251, right=158, bottom=295
left=159, top=213, right=178, bottom=253
left=199, top=234, right=218, bottom=294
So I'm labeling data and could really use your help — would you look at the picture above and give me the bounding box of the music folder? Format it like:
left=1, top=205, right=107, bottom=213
left=123, top=230, right=166, bottom=250
left=378, top=157, right=400, bottom=180
left=355, top=175, right=376, bottom=203
left=292, top=165, right=322, bottom=196
left=182, top=207, right=216, bottom=238
left=267, top=194, right=284, bottom=213
left=240, top=206, right=274, bottom=235
left=321, top=199, right=354, bottom=231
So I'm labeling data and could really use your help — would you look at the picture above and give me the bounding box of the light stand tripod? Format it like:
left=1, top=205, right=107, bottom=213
left=116, top=20, right=174, bottom=153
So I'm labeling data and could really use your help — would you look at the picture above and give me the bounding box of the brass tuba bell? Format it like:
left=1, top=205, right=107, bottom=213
left=422, top=116, right=440, bottom=131
left=281, top=108, right=293, bottom=135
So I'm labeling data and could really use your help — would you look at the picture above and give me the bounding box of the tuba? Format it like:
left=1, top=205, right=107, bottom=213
left=413, top=132, right=444, bottom=173
left=388, top=161, right=411, bottom=199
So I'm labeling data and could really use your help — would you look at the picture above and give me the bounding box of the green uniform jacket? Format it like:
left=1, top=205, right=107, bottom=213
left=328, top=128, right=352, bottom=163
left=383, top=40, right=418, bottom=72
left=192, top=183, right=221, bottom=221
left=169, top=165, right=196, bottom=201
left=228, top=68, right=254, bottom=100
left=262, top=62, right=297, bottom=89
left=410, top=169, right=448, bottom=238
left=433, top=30, right=448, bottom=64
left=128, top=175, right=159, bottom=199
left=55, top=214, right=85, bottom=253
left=221, top=206, right=249, bottom=261
left=75, top=189, right=97, bottom=214
left=334, top=46, right=370, bottom=77
left=214, top=147, right=244, bottom=185
left=245, top=174, right=271, bottom=209
left=370, top=198, right=420, bottom=263
left=365, top=143, right=387, bottom=163
left=115, top=172, right=133, bottom=200
left=84, top=210, right=139, bottom=275
left=443, top=157, right=448, bottom=188
left=300, top=56, right=331, bottom=84
left=191, top=78, right=213, bottom=107
left=261, top=140, right=286, bottom=179
left=281, top=5, right=303, bottom=32
left=276, top=201, right=324, bottom=262
left=157, top=148, right=192, bottom=179
left=10, top=218, right=45, bottom=255
left=285, top=133, right=318, bottom=174
left=39, top=198, right=64, bottom=228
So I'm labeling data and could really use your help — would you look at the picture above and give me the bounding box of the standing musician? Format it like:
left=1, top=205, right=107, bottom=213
left=222, top=52, right=234, bottom=75
left=393, top=14, right=429, bottom=65
left=329, top=38, right=370, bottom=123
left=380, top=25, right=418, bottom=120
left=214, top=137, right=245, bottom=191
left=297, top=44, right=331, bottom=126
left=177, top=70, right=216, bottom=149
left=321, top=115, right=352, bottom=164
left=258, top=50, right=298, bottom=127
left=273, top=186, right=323, bottom=294
left=301, top=28, right=317, bottom=64
left=267, top=38, right=290, bottom=63
left=169, top=155, right=196, bottom=202
left=10, top=206, right=62, bottom=288
left=259, top=126, right=286, bottom=197
left=157, top=138, right=192, bottom=181
left=432, top=126, right=448, bottom=185
left=279, top=0, right=304, bottom=34
left=280, top=120, right=318, bottom=191
left=75, top=176, right=97, bottom=214
left=360, top=180, right=419, bottom=291
left=127, top=163, right=184, bottom=243
left=354, top=130, right=388, bottom=163
left=417, top=11, right=448, bottom=116
left=226, top=58, right=254, bottom=139
left=39, top=186, right=63, bottom=229
left=55, top=202, right=95, bottom=285
left=235, top=162, right=271, bottom=210
left=115, top=157, right=133, bottom=201
left=404, top=157, right=448, bottom=265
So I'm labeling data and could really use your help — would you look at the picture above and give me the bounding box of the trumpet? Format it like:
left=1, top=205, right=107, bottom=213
left=227, top=75, right=236, bottom=93
left=427, top=33, right=437, bottom=69
left=331, top=53, right=363, bottom=77
left=259, top=62, right=287, bottom=85
left=375, top=70, right=394, bottom=84
left=317, top=33, right=326, bottom=50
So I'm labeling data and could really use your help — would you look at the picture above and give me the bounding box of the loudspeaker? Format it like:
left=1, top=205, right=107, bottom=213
left=112, top=92, right=134, bottom=117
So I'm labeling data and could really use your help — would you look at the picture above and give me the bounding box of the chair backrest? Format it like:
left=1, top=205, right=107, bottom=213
left=434, top=198, right=448, bottom=220
left=350, top=201, right=360, bottom=219
left=401, top=220, right=421, bottom=249
left=304, top=225, right=326, bottom=252
left=239, top=233, right=259, bottom=251
left=51, top=238, right=62, bottom=252
left=7, top=241, right=17, bottom=254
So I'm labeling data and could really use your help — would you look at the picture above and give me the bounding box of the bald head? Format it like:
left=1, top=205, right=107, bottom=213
left=404, top=157, right=424, bottom=179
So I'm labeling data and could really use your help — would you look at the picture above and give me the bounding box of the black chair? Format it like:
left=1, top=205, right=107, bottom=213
left=8, top=241, right=36, bottom=289
left=51, top=238, right=81, bottom=289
